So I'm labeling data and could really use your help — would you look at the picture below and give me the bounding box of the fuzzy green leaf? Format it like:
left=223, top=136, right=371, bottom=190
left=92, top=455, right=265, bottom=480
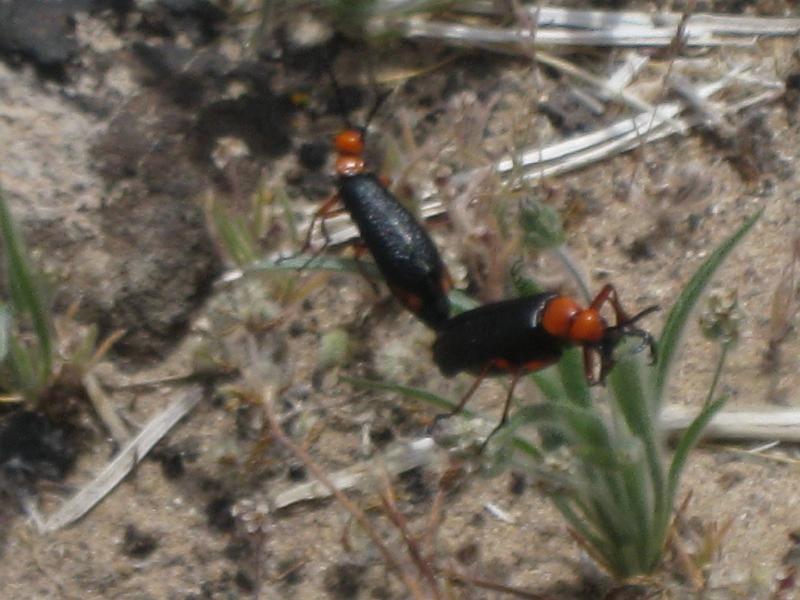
left=655, top=210, right=761, bottom=401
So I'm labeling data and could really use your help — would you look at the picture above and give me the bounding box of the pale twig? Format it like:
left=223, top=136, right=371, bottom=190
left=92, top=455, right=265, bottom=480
left=484, top=502, right=515, bottom=524
left=421, top=475, right=447, bottom=555
left=530, top=50, right=673, bottom=126
left=394, top=18, right=752, bottom=48
left=83, top=372, right=130, bottom=444
left=86, top=328, right=126, bottom=370
left=660, top=407, right=800, bottom=442
left=263, top=387, right=429, bottom=600
left=40, top=387, right=202, bottom=532
left=457, top=4, right=800, bottom=36
left=764, top=234, right=800, bottom=400
left=271, top=436, right=439, bottom=509
left=667, top=73, right=736, bottom=135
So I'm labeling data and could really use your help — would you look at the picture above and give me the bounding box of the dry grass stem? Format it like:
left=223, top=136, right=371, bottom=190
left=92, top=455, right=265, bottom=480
left=82, top=372, right=130, bottom=444
left=40, top=387, right=202, bottom=532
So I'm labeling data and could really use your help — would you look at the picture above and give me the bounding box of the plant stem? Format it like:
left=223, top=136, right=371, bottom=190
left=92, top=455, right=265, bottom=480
left=704, top=342, right=730, bottom=408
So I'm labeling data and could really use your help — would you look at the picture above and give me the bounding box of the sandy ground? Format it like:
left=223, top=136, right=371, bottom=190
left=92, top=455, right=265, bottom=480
left=1, top=2, right=800, bottom=599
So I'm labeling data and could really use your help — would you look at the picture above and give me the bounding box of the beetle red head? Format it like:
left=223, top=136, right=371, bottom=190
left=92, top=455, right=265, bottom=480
left=334, top=129, right=365, bottom=157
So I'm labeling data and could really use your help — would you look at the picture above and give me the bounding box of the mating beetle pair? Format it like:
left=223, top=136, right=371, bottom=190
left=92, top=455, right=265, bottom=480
left=298, top=90, right=657, bottom=441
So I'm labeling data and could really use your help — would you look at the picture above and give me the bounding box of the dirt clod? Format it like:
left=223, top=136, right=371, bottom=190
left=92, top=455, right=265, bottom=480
left=121, top=524, right=158, bottom=559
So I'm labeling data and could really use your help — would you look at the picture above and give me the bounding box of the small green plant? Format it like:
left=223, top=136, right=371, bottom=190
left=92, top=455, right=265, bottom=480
left=0, top=189, right=54, bottom=401
left=0, top=189, right=119, bottom=405
left=489, top=209, right=761, bottom=578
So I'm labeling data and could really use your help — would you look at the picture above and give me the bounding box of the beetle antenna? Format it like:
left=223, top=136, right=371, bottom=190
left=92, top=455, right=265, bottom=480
left=325, top=62, right=355, bottom=131
left=364, top=88, right=392, bottom=133
left=624, top=305, right=660, bottom=326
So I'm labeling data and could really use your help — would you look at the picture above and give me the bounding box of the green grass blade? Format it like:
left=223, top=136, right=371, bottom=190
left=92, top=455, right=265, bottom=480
left=274, top=187, right=299, bottom=245
left=655, top=210, right=761, bottom=401
left=8, top=337, right=37, bottom=397
left=666, top=396, right=727, bottom=504
left=0, top=190, right=53, bottom=378
left=247, top=255, right=382, bottom=278
left=0, top=304, right=10, bottom=362
left=608, top=354, right=656, bottom=443
left=342, top=375, right=459, bottom=413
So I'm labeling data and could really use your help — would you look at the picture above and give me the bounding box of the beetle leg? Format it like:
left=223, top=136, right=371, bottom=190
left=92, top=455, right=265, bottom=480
left=430, top=364, right=491, bottom=431
left=480, top=370, right=522, bottom=452
left=300, top=193, right=340, bottom=252
left=352, top=242, right=380, bottom=294
left=590, top=284, right=634, bottom=326
left=297, top=194, right=349, bottom=269
left=622, top=327, right=658, bottom=364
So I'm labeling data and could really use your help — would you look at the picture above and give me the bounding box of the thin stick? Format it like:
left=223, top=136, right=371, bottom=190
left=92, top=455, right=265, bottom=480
left=83, top=372, right=130, bottom=444
left=378, top=470, right=441, bottom=598
left=263, top=387, right=428, bottom=600
left=660, top=407, right=800, bottom=442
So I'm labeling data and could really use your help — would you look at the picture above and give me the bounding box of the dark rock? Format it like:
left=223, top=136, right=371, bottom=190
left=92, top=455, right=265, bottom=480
left=153, top=446, right=185, bottom=479
left=193, top=93, right=294, bottom=160
left=626, top=237, right=654, bottom=262
left=206, top=496, right=235, bottom=532
left=400, top=466, right=431, bottom=504
left=368, top=425, right=393, bottom=446
left=286, top=463, right=306, bottom=482
left=0, top=0, right=88, bottom=77
left=121, top=524, right=159, bottom=559
left=784, top=71, right=800, bottom=116
left=508, top=472, right=526, bottom=495
left=234, top=570, right=254, bottom=593
left=0, top=411, right=77, bottom=490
